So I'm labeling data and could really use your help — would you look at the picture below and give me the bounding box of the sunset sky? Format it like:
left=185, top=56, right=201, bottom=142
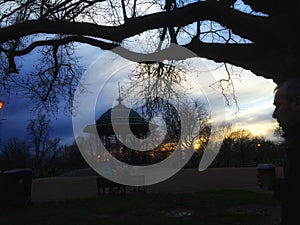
left=0, top=44, right=279, bottom=149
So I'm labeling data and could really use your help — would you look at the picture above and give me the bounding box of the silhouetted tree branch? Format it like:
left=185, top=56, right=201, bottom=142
left=1, top=0, right=299, bottom=110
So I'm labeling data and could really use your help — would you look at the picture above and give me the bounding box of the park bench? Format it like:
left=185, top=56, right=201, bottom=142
left=96, top=177, right=126, bottom=194
left=96, top=175, right=146, bottom=194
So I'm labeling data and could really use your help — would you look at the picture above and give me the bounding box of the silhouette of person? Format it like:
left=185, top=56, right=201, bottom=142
left=272, top=78, right=300, bottom=225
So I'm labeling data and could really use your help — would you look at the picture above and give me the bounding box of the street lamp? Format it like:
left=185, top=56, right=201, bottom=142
left=0, top=100, right=7, bottom=121
left=257, top=143, right=261, bottom=148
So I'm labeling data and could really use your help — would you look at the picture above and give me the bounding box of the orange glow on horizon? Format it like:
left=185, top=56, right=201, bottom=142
left=160, top=142, right=177, bottom=152
left=0, top=100, right=3, bottom=109
left=193, top=137, right=207, bottom=151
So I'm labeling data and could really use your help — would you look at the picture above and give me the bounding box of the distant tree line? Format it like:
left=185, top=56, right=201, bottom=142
left=0, top=138, right=87, bottom=176
left=187, top=126, right=285, bottom=168
left=0, top=113, right=284, bottom=176
left=0, top=114, right=87, bottom=176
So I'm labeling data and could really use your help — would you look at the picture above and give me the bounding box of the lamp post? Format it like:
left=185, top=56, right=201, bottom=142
left=256, top=143, right=263, bottom=164
left=257, top=143, right=261, bottom=148
left=0, top=100, right=7, bottom=121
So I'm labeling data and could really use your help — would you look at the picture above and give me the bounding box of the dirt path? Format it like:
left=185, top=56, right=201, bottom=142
left=31, top=167, right=283, bottom=202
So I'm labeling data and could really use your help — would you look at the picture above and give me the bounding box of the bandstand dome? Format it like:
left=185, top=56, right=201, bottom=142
left=84, top=101, right=150, bottom=136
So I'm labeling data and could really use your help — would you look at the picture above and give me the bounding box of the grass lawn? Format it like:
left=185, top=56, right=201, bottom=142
left=0, top=190, right=280, bottom=225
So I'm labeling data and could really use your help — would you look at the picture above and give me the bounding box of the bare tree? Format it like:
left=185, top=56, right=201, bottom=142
left=123, top=61, right=210, bottom=162
left=27, top=114, right=60, bottom=171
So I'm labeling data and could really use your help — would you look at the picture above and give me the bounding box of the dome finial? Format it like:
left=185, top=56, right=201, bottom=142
left=116, top=81, right=123, bottom=104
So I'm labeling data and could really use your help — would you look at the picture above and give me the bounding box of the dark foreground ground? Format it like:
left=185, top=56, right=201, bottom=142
left=9, top=167, right=281, bottom=225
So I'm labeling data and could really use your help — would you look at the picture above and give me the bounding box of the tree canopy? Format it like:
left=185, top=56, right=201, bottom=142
left=0, top=0, right=298, bottom=109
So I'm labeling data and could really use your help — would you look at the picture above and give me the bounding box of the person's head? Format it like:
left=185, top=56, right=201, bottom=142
left=272, top=78, right=300, bottom=134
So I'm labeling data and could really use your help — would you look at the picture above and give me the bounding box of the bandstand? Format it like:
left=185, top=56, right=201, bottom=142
left=84, top=94, right=152, bottom=164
